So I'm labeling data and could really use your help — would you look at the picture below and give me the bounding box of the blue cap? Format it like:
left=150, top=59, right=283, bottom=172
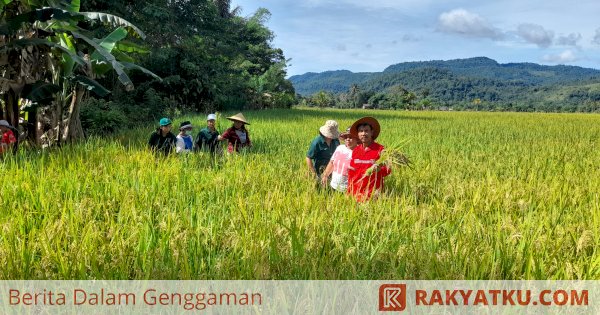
left=159, top=118, right=172, bottom=126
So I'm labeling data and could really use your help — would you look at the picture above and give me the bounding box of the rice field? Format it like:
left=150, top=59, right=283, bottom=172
left=1, top=108, right=599, bottom=280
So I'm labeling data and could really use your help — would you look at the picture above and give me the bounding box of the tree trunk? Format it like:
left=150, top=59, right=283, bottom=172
left=5, top=89, right=20, bottom=128
left=62, top=87, right=86, bottom=143
left=27, top=108, right=40, bottom=145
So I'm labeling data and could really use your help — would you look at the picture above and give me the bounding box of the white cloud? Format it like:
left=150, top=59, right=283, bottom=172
left=542, top=50, right=578, bottom=63
left=593, top=28, right=600, bottom=45
left=556, top=33, right=581, bottom=46
left=437, top=9, right=504, bottom=40
left=517, top=24, right=554, bottom=48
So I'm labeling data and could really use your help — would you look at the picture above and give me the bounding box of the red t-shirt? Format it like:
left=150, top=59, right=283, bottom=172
left=347, top=142, right=391, bottom=202
left=0, top=129, right=16, bottom=154
left=221, top=127, right=251, bottom=153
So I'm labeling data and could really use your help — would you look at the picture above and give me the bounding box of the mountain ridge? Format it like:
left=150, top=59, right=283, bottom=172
left=290, top=57, right=600, bottom=97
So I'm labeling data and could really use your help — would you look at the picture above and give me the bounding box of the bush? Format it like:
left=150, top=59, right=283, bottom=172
left=80, top=98, right=128, bottom=135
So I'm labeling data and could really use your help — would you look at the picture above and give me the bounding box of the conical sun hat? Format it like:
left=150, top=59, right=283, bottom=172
left=350, top=117, right=380, bottom=140
left=227, top=113, right=250, bottom=125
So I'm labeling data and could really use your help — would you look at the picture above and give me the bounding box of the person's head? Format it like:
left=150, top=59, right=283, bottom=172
left=179, top=121, right=193, bottom=135
left=159, top=118, right=172, bottom=134
left=226, top=113, right=250, bottom=130
left=350, top=117, right=380, bottom=146
left=319, top=120, right=339, bottom=140
left=233, top=120, right=244, bottom=129
left=357, top=123, right=374, bottom=145
left=340, top=127, right=358, bottom=150
left=207, top=114, right=216, bottom=129
left=0, top=120, right=10, bottom=133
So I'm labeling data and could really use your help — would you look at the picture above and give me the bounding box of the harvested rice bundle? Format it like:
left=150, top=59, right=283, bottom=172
left=364, top=143, right=412, bottom=177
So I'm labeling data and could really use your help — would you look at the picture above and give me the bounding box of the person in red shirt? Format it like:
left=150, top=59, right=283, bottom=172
left=0, top=120, right=17, bottom=155
left=347, top=117, right=391, bottom=202
left=218, top=113, right=252, bottom=153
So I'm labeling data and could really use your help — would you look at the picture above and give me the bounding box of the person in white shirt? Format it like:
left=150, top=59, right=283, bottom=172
left=176, top=121, right=194, bottom=154
left=320, top=127, right=358, bottom=192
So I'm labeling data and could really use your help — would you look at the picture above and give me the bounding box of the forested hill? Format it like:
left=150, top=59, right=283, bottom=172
left=290, top=57, right=600, bottom=112
left=382, top=57, right=600, bottom=85
left=288, top=70, right=373, bottom=95
left=290, top=57, right=600, bottom=96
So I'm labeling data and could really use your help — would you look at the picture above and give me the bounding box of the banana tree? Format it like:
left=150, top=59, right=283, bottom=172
left=1, top=0, right=159, bottom=145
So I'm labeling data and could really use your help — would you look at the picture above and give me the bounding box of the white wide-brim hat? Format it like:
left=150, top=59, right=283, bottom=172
left=319, top=120, right=340, bottom=139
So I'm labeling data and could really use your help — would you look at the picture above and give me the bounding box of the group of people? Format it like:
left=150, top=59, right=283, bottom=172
left=148, top=113, right=252, bottom=156
left=0, top=120, right=17, bottom=156
left=149, top=112, right=390, bottom=202
left=306, top=117, right=390, bottom=202
left=5, top=112, right=389, bottom=202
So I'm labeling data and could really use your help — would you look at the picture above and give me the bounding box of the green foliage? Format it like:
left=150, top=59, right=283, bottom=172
left=71, top=75, right=110, bottom=97
left=21, top=82, right=61, bottom=104
left=310, top=90, right=334, bottom=108
left=289, top=57, right=600, bottom=112
left=81, top=0, right=296, bottom=119
left=80, top=98, right=126, bottom=134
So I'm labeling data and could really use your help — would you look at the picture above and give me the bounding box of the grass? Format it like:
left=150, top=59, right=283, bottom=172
left=1, top=108, right=599, bottom=280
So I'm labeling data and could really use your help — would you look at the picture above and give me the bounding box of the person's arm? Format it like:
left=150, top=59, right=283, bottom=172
left=306, top=138, right=318, bottom=178
left=175, top=136, right=185, bottom=153
left=373, top=149, right=391, bottom=176
left=194, top=132, right=202, bottom=150
left=379, top=165, right=391, bottom=177
left=148, top=132, right=158, bottom=150
left=320, top=161, right=334, bottom=186
left=217, top=129, right=229, bottom=141
left=306, top=157, right=317, bottom=178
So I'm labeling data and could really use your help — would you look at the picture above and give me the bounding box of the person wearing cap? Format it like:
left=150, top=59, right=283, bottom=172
left=195, top=114, right=220, bottom=154
left=347, top=117, right=391, bottom=202
left=306, top=120, right=340, bottom=180
left=217, top=113, right=252, bottom=153
left=320, top=127, right=359, bottom=192
left=0, top=120, right=17, bottom=155
left=176, top=121, right=194, bottom=154
left=148, top=117, right=177, bottom=156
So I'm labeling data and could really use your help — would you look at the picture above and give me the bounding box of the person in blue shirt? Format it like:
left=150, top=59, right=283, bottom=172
left=175, top=121, right=194, bottom=154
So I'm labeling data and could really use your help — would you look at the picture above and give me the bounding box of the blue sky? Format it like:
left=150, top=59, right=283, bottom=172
left=231, top=0, right=600, bottom=76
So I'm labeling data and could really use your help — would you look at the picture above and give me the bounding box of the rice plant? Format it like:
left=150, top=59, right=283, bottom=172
left=1, top=108, right=599, bottom=280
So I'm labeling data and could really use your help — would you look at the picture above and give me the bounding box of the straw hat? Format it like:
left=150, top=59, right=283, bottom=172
left=319, top=120, right=340, bottom=139
left=340, top=127, right=357, bottom=139
left=227, top=113, right=250, bottom=125
left=350, top=117, right=380, bottom=140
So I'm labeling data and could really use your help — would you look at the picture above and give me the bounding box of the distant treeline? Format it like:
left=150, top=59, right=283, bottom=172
left=291, top=57, right=600, bottom=112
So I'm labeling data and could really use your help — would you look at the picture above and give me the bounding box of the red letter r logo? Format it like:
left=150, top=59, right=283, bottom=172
left=379, top=284, right=406, bottom=312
